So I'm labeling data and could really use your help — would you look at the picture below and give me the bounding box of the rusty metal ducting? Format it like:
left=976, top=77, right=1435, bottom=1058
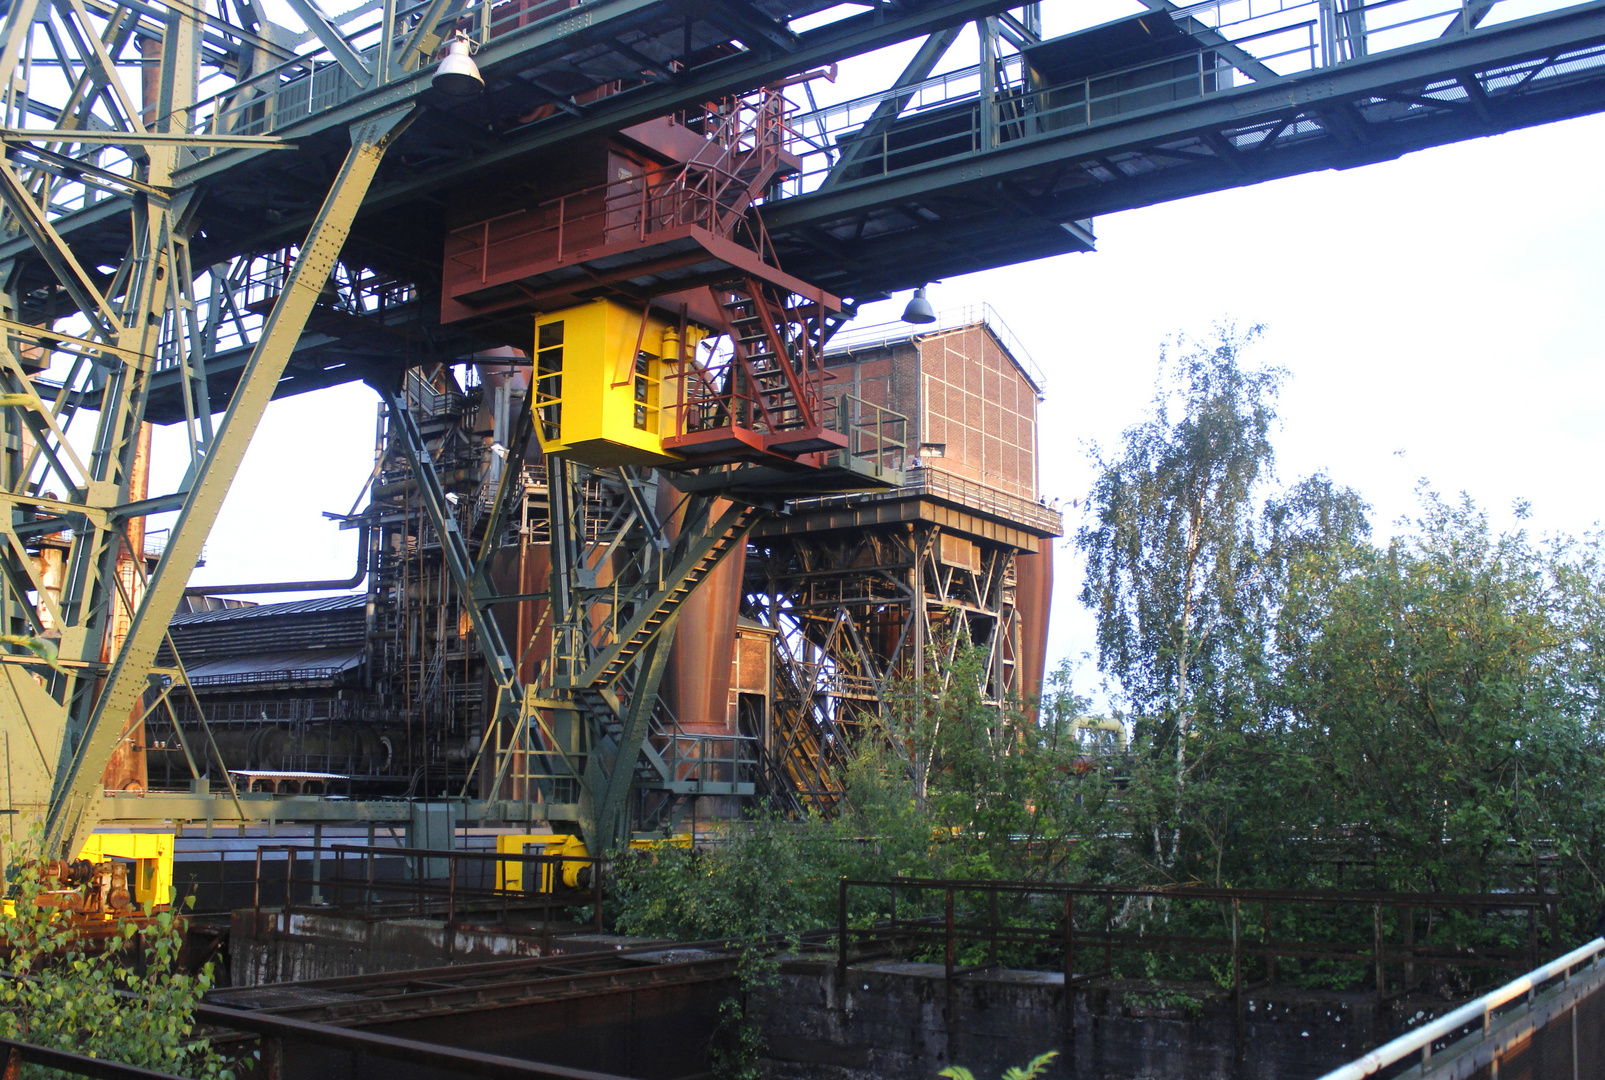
left=1013, top=547, right=1055, bottom=712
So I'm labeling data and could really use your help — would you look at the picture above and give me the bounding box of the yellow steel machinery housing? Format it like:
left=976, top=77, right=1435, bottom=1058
left=77, top=833, right=176, bottom=912
left=2, top=833, right=178, bottom=918
left=494, top=833, right=575, bottom=892
left=495, top=833, right=690, bottom=892
left=533, top=299, right=708, bottom=467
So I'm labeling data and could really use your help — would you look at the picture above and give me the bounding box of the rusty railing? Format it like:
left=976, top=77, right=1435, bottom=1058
left=250, top=843, right=605, bottom=935
left=836, top=877, right=1562, bottom=997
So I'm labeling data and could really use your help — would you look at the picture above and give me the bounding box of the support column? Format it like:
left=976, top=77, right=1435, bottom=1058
left=585, top=615, right=680, bottom=849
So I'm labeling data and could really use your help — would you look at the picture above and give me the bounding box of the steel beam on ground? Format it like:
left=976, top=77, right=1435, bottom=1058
left=198, top=1003, right=636, bottom=1080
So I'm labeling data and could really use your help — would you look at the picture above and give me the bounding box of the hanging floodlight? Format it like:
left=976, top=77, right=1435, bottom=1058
left=433, top=31, right=484, bottom=96
left=901, top=285, right=936, bottom=324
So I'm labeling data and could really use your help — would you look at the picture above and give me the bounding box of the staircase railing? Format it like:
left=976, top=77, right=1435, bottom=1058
left=443, top=91, right=795, bottom=292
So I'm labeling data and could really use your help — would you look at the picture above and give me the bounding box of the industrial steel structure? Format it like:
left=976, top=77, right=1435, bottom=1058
left=746, top=310, right=1059, bottom=812
left=5, top=0, right=1605, bottom=864
left=139, top=307, right=1055, bottom=838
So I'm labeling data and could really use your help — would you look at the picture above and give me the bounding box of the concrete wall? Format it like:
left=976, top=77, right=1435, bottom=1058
left=232, top=919, right=1429, bottom=1080
left=756, top=959, right=1399, bottom=1080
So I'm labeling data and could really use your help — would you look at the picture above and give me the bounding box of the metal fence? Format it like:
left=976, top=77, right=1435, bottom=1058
left=836, top=877, right=1562, bottom=995
left=0, top=1037, right=190, bottom=1080
left=249, top=842, right=606, bottom=935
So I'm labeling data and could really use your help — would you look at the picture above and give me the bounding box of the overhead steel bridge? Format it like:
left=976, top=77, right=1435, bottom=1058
left=121, top=0, right=1605, bottom=417
left=3, top=0, right=1600, bottom=417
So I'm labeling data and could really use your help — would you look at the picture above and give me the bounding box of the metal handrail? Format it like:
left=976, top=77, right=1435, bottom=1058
left=444, top=92, right=794, bottom=285
left=786, top=467, right=1062, bottom=536
left=0, top=1036, right=189, bottom=1079
left=1317, top=937, right=1605, bottom=1079
left=836, top=877, right=1562, bottom=992
left=187, top=0, right=581, bottom=146
left=784, top=48, right=1240, bottom=199
left=185, top=666, right=355, bottom=687
left=779, top=0, right=1598, bottom=207
left=249, top=841, right=607, bottom=935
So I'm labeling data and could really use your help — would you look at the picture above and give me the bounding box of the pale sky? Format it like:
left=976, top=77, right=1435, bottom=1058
left=153, top=36, right=1605, bottom=704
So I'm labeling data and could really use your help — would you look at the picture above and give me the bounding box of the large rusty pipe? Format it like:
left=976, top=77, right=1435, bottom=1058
left=1013, top=545, right=1054, bottom=711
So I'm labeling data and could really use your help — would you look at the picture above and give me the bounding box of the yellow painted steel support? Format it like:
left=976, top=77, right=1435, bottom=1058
left=41, top=107, right=416, bottom=864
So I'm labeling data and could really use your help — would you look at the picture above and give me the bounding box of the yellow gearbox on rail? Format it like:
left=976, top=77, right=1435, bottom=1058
left=533, top=299, right=706, bottom=467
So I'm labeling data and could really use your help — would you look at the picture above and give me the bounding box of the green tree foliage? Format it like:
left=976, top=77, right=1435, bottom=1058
left=610, top=660, right=1111, bottom=1080
left=1272, top=490, right=1605, bottom=909
left=611, top=648, right=1118, bottom=943
left=0, top=866, right=233, bottom=1079
left=939, top=1050, right=1059, bottom=1080
left=886, top=645, right=1118, bottom=883
left=1076, top=323, right=1605, bottom=929
left=1078, top=323, right=1284, bottom=744
left=1077, top=323, right=1370, bottom=874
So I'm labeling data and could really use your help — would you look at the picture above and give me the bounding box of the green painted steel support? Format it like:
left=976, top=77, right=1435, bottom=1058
left=820, top=25, right=962, bottom=189
left=583, top=612, right=680, bottom=850
left=577, top=497, right=766, bottom=689
left=41, top=106, right=416, bottom=861
left=1, top=0, right=207, bottom=861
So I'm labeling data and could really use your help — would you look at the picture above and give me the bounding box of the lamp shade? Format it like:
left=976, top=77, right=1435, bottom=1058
left=433, top=33, right=484, bottom=96
left=901, top=286, right=936, bottom=324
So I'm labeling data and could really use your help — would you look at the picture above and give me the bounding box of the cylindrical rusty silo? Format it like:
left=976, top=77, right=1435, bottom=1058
left=656, top=485, right=743, bottom=735
left=657, top=482, right=745, bottom=827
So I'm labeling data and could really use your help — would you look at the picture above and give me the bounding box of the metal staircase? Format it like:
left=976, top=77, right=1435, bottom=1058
left=577, top=500, right=766, bottom=688
left=766, top=651, right=851, bottom=815
left=656, top=93, right=794, bottom=237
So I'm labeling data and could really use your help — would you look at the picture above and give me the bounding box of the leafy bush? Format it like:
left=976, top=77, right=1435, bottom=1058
left=939, top=1050, right=1059, bottom=1080
left=0, top=863, right=234, bottom=1079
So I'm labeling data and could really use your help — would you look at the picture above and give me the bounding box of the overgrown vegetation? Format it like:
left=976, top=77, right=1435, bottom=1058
left=1076, top=323, right=1605, bottom=914
left=611, top=322, right=1605, bottom=1037
left=939, top=1050, right=1060, bottom=1080
left=0, top=862, right=234, bottom=1079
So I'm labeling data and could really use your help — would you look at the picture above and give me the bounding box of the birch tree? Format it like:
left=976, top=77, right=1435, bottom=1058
left=1077, top=323, right=1282, bottom=868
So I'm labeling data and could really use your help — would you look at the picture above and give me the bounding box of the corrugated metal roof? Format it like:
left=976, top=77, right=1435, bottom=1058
left=180, top=649, right=364, bottom=687
left=170, top=593, right=366, bottom=626
left=825, top=303, right=1045, bottom=391
left=164, top=593, right=367, bottom=665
